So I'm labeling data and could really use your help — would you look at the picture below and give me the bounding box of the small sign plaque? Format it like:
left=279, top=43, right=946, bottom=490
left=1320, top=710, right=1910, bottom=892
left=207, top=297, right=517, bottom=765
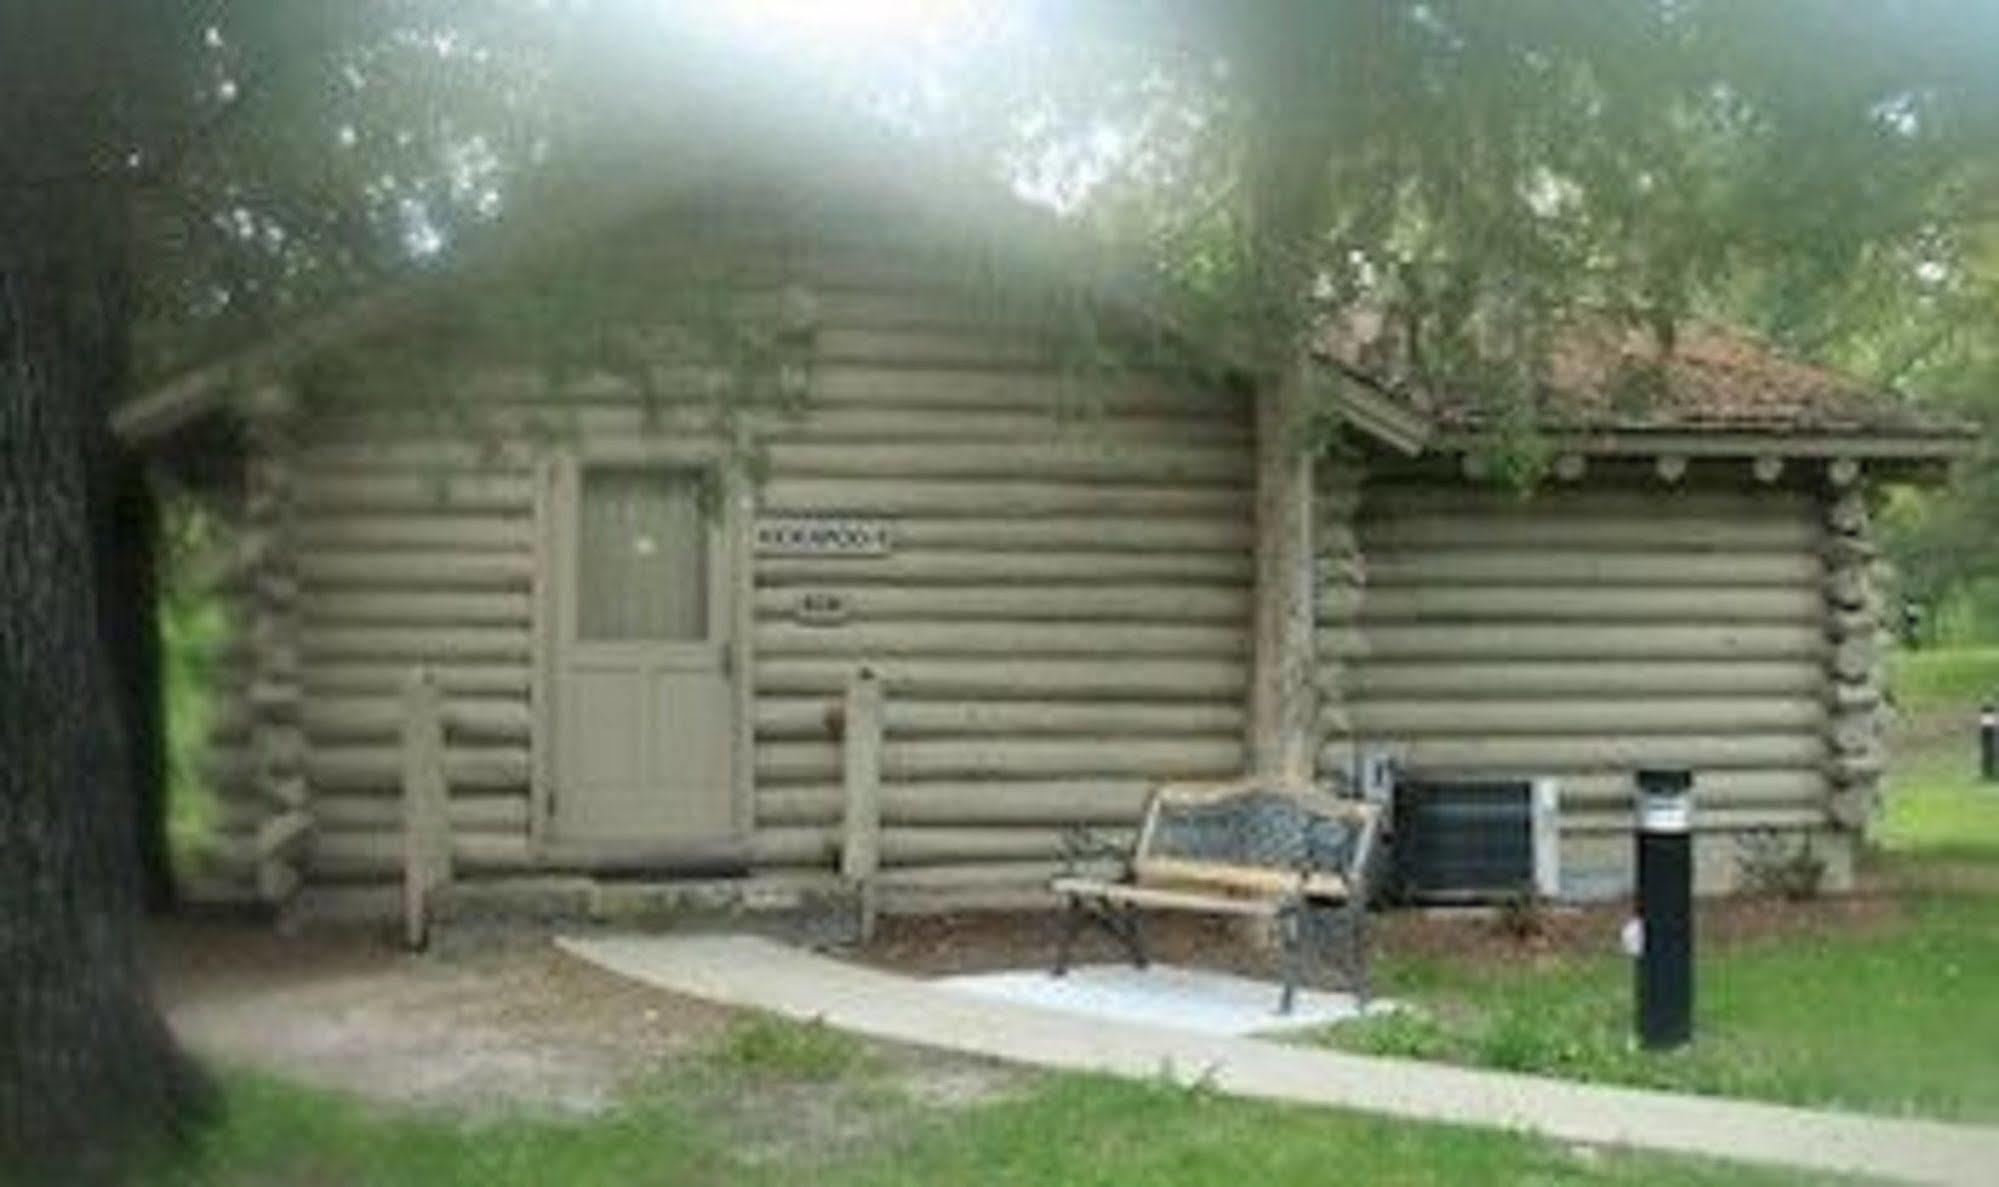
left=793, top=591, right=852, bottom=626
left=756, top=517, right=892, bottom=556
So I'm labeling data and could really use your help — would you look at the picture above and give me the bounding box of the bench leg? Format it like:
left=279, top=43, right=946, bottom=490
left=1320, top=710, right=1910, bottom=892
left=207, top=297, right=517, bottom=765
left=1347, top=900, right=1370, bottom=1006
left=1277, top=903, right=1302, bottom=1015
left=1053, top=893, right=1086, bottom=977
left=1120, top=905, right=1150, bottom=970
left=1055, top=896, right=1153, bottom=975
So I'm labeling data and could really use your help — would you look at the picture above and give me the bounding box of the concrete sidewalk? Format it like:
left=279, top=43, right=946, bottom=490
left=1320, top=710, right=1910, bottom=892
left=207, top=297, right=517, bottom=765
left=560, top=933, right=1999, bottom=1186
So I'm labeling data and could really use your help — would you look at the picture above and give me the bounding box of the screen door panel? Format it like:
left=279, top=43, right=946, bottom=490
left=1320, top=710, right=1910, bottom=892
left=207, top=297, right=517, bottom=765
left=554, top=462, right=735, bottom=848
left=576, top=469, right=707, bottom=640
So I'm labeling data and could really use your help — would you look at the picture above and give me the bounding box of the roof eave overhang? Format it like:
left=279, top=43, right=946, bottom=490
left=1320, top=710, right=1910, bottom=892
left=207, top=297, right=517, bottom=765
left=1431, top=426, right=1975, bottom=485
left=1333, top=380, right=1432, bottom=455
left=114, top=372, right=235, bottom=447
left=1433, top=427, right=1977, bottom=462
left=114, top=278, right=443, bottom=450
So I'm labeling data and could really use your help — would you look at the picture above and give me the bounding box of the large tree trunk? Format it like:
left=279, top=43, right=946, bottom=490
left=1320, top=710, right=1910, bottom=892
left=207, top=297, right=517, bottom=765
left=98, top=462, right=172, bottom=913
left=1, top=181, right=210, bottom=1177
left=1248, top=366, right=1317, bottom=781
left=1239, top=0, right=1350, bottom=783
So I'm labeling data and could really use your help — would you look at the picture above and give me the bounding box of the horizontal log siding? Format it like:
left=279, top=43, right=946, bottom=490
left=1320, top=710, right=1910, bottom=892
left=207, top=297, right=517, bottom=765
left=754, top=267, right=1253, bottom=868
left=1327, top=473, right=1836, bottom=893
left=288, top=420, right=539, bottom=880
left=255, top=206, right=1260, bottom=891
left=271, top=202, right=811, bottom=886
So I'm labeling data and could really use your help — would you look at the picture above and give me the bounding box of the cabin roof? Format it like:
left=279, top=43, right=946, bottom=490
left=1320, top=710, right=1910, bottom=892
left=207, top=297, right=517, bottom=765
left=114, top=158, right=1424, bottom=453
left=1317, top=312, right=1975, bottom=458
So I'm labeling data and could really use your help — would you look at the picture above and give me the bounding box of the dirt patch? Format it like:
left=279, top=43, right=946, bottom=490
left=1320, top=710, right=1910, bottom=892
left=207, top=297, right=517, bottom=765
left=153, top=919, right=731, bottom=1116
left=151, top=918, right=1023, bottom=1128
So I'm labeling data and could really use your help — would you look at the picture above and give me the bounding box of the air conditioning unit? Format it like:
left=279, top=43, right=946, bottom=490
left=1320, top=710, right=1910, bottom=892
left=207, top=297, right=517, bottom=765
left=1389, top=775, right=1560, bottom=903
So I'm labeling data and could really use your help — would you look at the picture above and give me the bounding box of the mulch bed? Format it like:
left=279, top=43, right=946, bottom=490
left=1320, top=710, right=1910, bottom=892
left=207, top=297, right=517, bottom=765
left=860, top=886, right=1908, bottom=985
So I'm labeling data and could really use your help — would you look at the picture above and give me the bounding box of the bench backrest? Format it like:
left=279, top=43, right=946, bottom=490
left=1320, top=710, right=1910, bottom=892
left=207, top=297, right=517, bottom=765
left=1135, top=779, right=1379, bottom=884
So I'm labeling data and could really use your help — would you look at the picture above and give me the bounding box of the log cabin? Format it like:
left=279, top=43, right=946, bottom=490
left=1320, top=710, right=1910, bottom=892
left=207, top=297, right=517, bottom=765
left=119, top=118, right=1975, bottom=926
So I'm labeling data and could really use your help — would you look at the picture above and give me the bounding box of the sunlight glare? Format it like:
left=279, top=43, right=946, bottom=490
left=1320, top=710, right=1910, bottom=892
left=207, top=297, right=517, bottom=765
left=716, top=0, right=976, bottom=47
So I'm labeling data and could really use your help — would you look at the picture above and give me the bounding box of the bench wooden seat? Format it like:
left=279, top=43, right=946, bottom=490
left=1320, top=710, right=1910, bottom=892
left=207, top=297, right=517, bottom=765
left=1050, top=778, right=1380, bottom=1013
left=1049, top=877, right=1290, bottom=916
left=1131, top=856, right=1350, bottom=901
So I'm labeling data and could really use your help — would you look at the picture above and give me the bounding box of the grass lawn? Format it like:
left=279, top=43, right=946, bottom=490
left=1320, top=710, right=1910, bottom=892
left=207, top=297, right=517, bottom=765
left=814, top=1075, right=1824, bottom=1187
left=1324, top=891, right=1999, bottom=1122
left=1888, top=646, right=1999, bottom=715
left=1881, top=646, right=1999, bottom=863
left=141, top=1064, right=1819, bottom=1187
left=1878, top=745, right=1999, bottom=865
left=1322, top=645, right=1999, bottom=1124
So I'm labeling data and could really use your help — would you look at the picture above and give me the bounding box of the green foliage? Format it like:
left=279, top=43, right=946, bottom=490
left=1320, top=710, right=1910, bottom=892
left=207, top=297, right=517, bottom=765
left=132, top=3, right=1999, bottom=478
left=161, top=502, right=226, bottom=876
left=1887, top=479, right=1999, bottom=645
left=708, top=1014, right=877, bottom=1083
left=136, top=2, right=562, bottom=379
left=1860, top=224, right=1999, bottom=623
left=163, top=593, right=221, bottom=872
left=1926, top=581, right=1999, bottom=649
left=921, top=1, right=1999, bottom=450
left=1330, top=1009, right=1458, bottom=1062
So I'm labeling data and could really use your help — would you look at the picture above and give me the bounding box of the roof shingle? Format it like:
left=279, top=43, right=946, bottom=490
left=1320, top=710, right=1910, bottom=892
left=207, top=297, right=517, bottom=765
left=1318, top=312, right=1972, bottom=441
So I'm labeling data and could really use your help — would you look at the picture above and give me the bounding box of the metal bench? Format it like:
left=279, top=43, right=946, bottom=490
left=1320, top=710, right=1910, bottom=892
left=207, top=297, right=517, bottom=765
left=1049, top=778, right=1380, bottom=1013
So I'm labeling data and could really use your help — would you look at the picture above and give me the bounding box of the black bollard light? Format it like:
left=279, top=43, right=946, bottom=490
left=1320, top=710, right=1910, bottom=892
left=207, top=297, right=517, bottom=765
left=1981, top=703, right=1997, bottom=784
left=1975, top=699, right=1991, bottom=779
left=1634, top=768, right=1694, bottom=1050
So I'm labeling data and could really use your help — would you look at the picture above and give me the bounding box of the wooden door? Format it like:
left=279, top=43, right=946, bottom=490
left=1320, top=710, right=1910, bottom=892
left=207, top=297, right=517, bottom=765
left=551, top=461, right=735, bottom=851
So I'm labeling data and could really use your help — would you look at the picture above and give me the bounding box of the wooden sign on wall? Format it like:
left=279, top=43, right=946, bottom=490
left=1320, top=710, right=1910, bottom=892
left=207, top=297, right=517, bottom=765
left=755, top=517, right=892, bottom=556
left=793, top=590, right=852, bottom=626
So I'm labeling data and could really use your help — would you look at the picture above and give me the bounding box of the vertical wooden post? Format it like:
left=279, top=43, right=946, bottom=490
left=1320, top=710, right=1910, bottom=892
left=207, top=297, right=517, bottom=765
left=401, top=666, right=452, bottom=950
left=1250, top=366, right=1318, bottom=783
left=244, top=384, right=311, bottom=920
left=840, top=666, right=883, bottom=940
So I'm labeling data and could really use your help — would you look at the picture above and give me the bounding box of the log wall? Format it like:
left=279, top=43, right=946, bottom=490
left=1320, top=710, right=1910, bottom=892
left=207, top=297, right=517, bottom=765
left=1322, top=459, right=1856, bottom=897
left=750, top=232, right=1255, bottom=880
left=197, top=193, right=1255, bottom=898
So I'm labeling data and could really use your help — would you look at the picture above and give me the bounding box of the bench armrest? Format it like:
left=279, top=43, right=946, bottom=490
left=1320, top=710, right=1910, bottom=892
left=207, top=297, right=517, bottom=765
left=1060, top=825, right=1133, bottom=881
left=1345, top=802, right=1383, bottom=901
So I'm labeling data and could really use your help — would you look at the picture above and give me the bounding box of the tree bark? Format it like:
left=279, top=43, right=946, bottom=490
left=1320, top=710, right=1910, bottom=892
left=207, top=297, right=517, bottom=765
left=1, top=181, right=210, bottom=1177
left=1248, top=366, right=1317, bottom=781
left=1237, top=1, right=1349, bottom=783
left=99, top=461, right=172, bottom=913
